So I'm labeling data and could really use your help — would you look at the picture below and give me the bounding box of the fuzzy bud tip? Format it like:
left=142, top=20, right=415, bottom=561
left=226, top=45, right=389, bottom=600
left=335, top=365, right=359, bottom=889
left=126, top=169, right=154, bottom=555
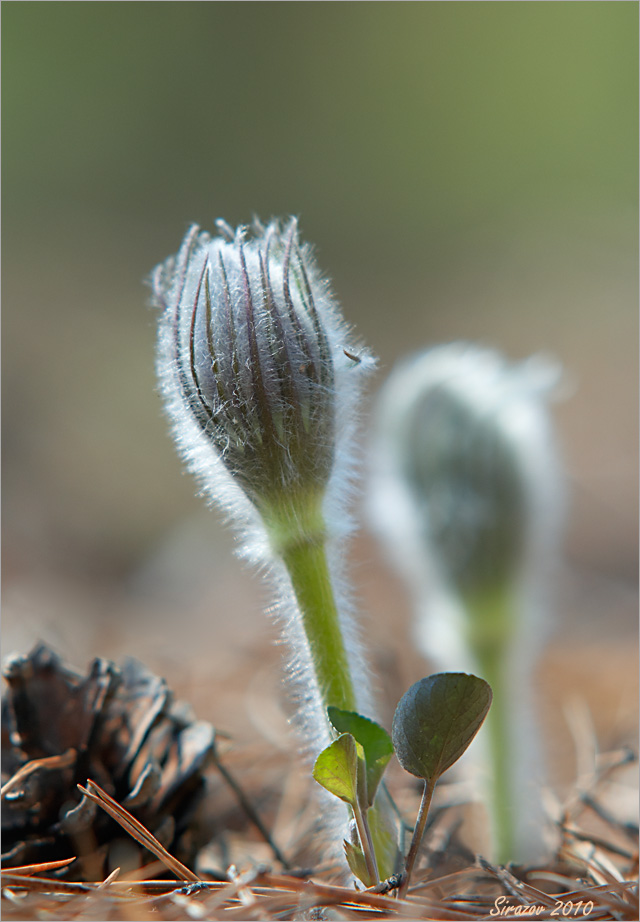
left=152, top=217, right=374, bottom=528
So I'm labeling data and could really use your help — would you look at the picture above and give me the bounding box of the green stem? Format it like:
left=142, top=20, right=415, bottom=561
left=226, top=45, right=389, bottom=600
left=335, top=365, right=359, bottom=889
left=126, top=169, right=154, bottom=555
left=263, top=495, right=396, bottom=881
left=353, top=802, right=380, bottom=885
left=464, top=584, right=515, bottom=863
left=482, top=663, right=513, bottom=863
left=280, top=534, right=357, bottom=714
left=398, top=776, right=436, bottom=898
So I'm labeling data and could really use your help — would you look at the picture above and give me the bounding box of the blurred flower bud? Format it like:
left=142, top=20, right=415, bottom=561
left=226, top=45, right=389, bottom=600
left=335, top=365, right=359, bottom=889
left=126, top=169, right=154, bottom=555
left=370, top=343, right=565, bottom=862
left=371, top=343, right=563, bottom=646
left=152, top=218, right=374, bottom=530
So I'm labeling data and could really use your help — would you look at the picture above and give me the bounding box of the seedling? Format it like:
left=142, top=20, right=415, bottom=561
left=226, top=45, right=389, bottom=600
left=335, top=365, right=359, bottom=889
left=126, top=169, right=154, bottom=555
left=392, top=673, right=492, bottom=895
left=313, top=733, right=379, bottom=884
left=312, top=708, right=395, bottom=884
left=313, top=673, right=492, bottom=891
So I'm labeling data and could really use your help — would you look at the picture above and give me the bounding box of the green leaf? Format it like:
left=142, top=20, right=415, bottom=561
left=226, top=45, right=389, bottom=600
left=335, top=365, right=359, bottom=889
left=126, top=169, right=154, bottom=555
left=343, top=838, right=373, bottom=887
left=312, top=733, right=358, bottom=806
left=391, top=673, right=492, bottom=782
left=327, top=707, right=394, bottom=807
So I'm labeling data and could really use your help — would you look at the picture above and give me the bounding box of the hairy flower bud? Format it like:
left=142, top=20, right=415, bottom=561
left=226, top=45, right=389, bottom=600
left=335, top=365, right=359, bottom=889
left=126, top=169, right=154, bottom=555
left=370, top=342, right=565, bottom=862
left=151, top=219, right=392, bottom=877
left=152, top=217, right=373, bottom=531
left=372, top=343, right=562, bottom=621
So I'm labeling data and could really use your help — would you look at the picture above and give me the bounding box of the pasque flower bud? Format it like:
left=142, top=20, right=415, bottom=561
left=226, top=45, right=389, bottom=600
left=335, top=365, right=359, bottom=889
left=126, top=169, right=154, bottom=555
left=152, top=217, right=373, bottom=540
left=371, top=343, right=562, bottom=656
left=370, top=343, right=564, bottom=863
left=151, top=219, right=395, bottom=878
left=414, top=350, right=552, bottom=597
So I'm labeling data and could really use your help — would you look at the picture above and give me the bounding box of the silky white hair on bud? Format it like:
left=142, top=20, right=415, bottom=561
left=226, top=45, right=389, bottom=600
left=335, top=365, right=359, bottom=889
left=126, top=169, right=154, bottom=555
left=369, top=342, right=565, bottom=861
left=151, top=218, right=377, bottom=759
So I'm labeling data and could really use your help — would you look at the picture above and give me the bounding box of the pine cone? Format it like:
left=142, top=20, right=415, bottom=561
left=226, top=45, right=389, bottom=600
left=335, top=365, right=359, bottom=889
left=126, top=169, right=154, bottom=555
left=1, top=643, right=216, bottom=879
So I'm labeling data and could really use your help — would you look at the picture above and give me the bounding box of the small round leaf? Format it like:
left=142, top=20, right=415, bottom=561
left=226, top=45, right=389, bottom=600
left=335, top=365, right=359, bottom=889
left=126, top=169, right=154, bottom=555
left=391, top=673, right=492, bottom=782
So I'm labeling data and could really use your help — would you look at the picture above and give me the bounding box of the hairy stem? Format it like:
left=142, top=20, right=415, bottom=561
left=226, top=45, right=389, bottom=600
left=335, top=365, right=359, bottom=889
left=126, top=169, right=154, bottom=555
left=280, top=534, right=357, bottom=715
left=264, top=495, right=396, bottom=880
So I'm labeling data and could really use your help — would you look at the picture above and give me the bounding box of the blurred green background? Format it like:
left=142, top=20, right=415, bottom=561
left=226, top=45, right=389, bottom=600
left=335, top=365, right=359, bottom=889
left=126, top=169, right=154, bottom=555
left=3, top=3, right=637, bottom=766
